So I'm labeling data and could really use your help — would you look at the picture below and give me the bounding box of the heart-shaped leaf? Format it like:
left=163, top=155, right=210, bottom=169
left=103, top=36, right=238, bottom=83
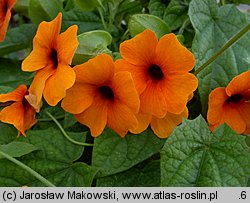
left=189, top=0, right=250, bottom=113
left=161, top=115, right=250, bottom=186
left=0, top=128, right=97, bottom=186
left=92, top=128, right=165, bottom=177
left=128, top=14, right=171, bottom=38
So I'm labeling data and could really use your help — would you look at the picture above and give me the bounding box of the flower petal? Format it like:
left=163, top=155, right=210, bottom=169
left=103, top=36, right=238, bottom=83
left=62, top=83, right=95, bottom=114
left=140, top=81, right=167, bottom=118
left=0, top=84, right=27, bottom=102
left=237, top=101, right=250, bottom=134
left=107, top=101, right=138, bottom=137
left=156, top=33, right=196, bottom=73
left=0, top=9, right=11, bottom=42
left=119, top=29, right=158, bottom=66
left=112, top=71, right=140, bottom=113
left=57, top=25, right=78, bottom=64
left=208, top=87, right=247, bottom=134
left=207, top=87, right=228, bottom=125
left=115, top=59, right=147, bottom=94
left=33, top=13, right=62, bottom=50
left=151, top=108, right=188, bottom=138
left=129, top=112, right=152, bottom=134
left=24, top=93, right=42, bottom=113
left=7, top=0, right=16, bottom=8
left=226, top=70, right=250, bottom=96
left=74, top=95, right=108, bottom=137
left=165, top=73, right=198, bottom=114
left=0, top=102, right=25, bottom=135
left=223, top=104, right=246, bottom=134
left=21, top=48, right=51, bottom=71
left=23, top=103, right=37, bottom=133
left=74, top=54, right=114, bottom=85
left=43, top=63, right=76, bottom=106
left=29, top=65, right=55, bottom=105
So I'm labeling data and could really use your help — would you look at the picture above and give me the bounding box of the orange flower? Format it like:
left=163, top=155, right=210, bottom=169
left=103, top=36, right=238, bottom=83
left=131, top=108, right=188, bottom=138
left=0, top=85, right=37, bottom=136
left=22, top=13, right=78, bottom=106
left=62, top=54, right=140, bottom=137
left=0, top=0, right=16, bottom=42
left=115, top=29, right=197, bottom=138
left=116, top=29, right=198, bottom=118
left=207, top=70, right=250, bottom=134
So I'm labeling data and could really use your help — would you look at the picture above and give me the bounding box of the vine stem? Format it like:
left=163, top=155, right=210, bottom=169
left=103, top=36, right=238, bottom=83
left=38, top=115, right=65, bottom=122
left=98, top=7, right=108, bottom=31
left=0, top=151, right=55, bottom=187
left=194, top=23, right=250, bottom=76
left=44, top=110, right=93, bottom=147
left=97, top=5, right=119, bottom=52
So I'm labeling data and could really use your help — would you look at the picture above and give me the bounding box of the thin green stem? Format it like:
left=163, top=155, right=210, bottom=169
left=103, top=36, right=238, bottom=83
left=0, top=151, right=55, bottom=187
left=98, top=4, right=119, bottom=52
left=97, top=0, right=105, bottom=10
left=120, top=29, right=130, bottom=42
left=178, top=18, right=190, bottom=35
left=111, top=39, right=119, bottom=52
left=221, top=0, right=226, bottom=5
left=98, top=7, right=108, bottom=31
left=108, top=2, right=114, bottom=28
left=194, top=23, right=250, bottom=76
left=44, top=110, right=93, bottom=147
left=38, top=115, right=65, bottom=122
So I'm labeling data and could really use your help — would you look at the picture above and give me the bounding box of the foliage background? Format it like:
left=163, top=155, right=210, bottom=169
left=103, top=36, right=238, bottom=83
left=0, top=0, right=249, bottom=187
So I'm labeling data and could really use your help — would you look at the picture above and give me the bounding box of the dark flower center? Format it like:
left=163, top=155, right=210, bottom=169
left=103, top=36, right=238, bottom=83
left=0, top=1, right=8, bottom=14
left=22, top=92, right=30, bottom=108
left=0, top=101, right=15, bottom=107
left=22, top=98, right=28, bottom=108
left=98, top=86, right=114, bottom=100
left=226, top=94, right=243, bottom=104
left=50, top=48, right=58, bottom=67
left=148, top=64, right=164, bottom=81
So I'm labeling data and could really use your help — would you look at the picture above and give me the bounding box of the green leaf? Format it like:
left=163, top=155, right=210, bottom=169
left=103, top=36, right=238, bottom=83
left=14, top=0, right=29, bottom=16
left=63, top=113, right=77, bottom=129
left=92, top=128, right=165, bottom=177
left=62, top=8, right=103, bottom=34
left=0, top=59, right=31, bottom=87
left=246, top=136, right=250, bottom=147
left=128, top=14, right=171, bottom=38
left=0, top=86, right=14, bottom=94
left=149, top=0, right=189, bottom=30
left=163, top=0, right=189, bottom=30
left=28, top=0, right=63, bottom=24
left=74, top=0, right=101, bottom=11
left=161, top=115, right=250, bottom=186
left=116, top=0, right=143, bottom=20
left=0, top=142, right=38, bottom=159
left=96, top=160, right=160, bottom=187
left=189, top=0, right=250, bottom=113
left=148, top=0, right=167, bottom=19
left=0, top=24, right=36, bottom=56
left=229, top=0, right=250, bottom=4
left=0, top=128, right=97, bottom=186
left=0, top=123, right=18, bottom=145
left=73, top=30, right=112, bottom=64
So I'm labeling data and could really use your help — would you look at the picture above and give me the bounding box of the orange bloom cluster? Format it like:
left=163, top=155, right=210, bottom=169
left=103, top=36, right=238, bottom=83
left=1, top=13, right=199, bottom=138
left=0, top=0, right=16, bottom=41
left=22, top=13, right=78, bottom=106
left=207, top=70, right=250, bottom=134
left=62, top=54, right=140, bottom=137
left=116, top=29, right=198, bottom=138
left=62, top=29, right=198, bottom=138
left=0, top=85, right=37, bottom=136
